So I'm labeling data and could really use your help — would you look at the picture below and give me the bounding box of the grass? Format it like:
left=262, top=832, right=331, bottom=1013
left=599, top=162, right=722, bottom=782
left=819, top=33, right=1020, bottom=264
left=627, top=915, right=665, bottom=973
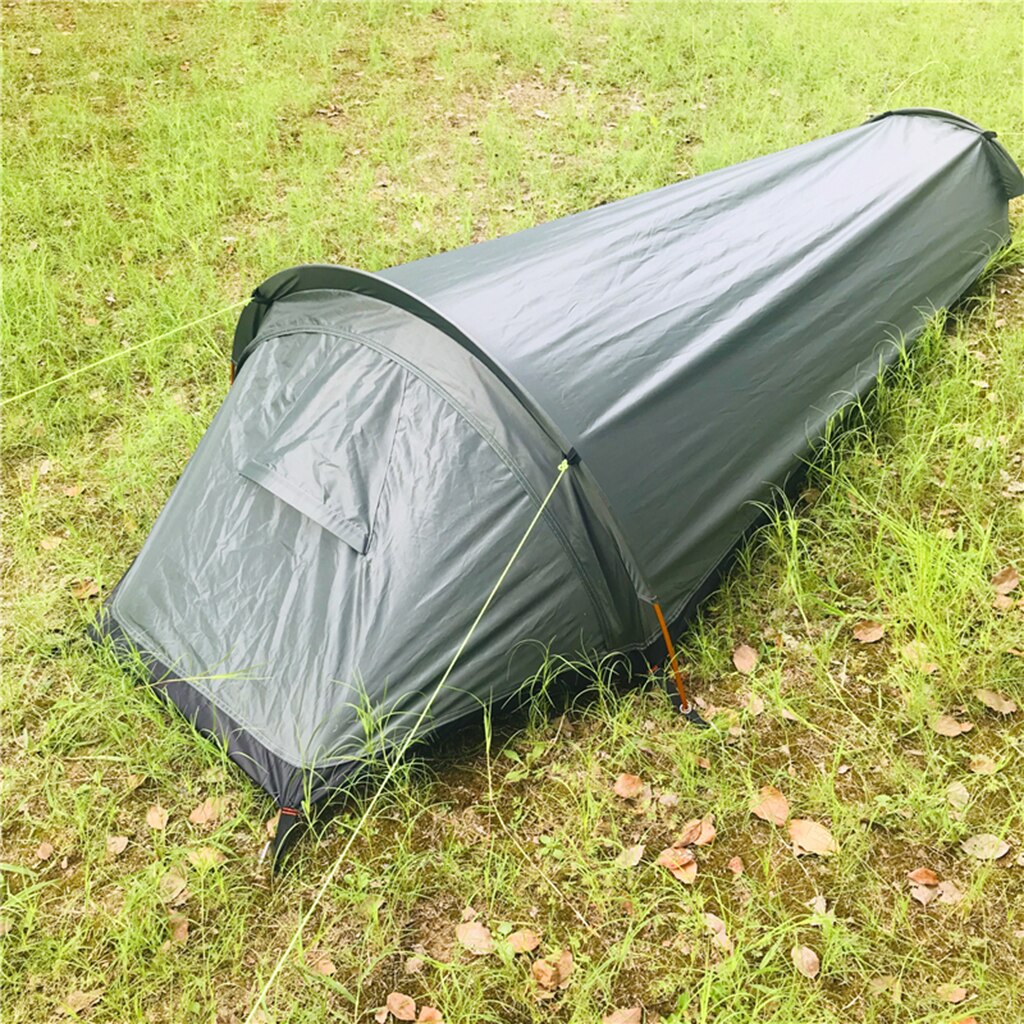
left=2, top=2, right=1023, bottom=1022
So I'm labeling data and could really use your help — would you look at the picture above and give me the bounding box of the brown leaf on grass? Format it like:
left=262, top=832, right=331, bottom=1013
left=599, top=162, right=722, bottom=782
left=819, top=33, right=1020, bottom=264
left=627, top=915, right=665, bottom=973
left=968, top=754, right=998, bottom=775
left=727, top=856, right=744, bottom=875
left=974, top=688, right=1017, bottom=714
left=417, top=1009, right=443, bottom=1023
left=791, top=944, right=820, bottom=979
left=613, top=773, right=645, bottom=799
left=507, top=928, right=541, bottom=954
left=59, top=988, right=105, bottom=1015
left=740, top=692, right=764, bottom=716
left=947, top=781, right=970, bottom=810
left=614, top=843, right=645, bottom=869
left=35, top=841, right=54, bottom=861
left=732, top=643, right=759, bottom=674
left=146, top=805, right=168, bottom=830
left=187, top=846, right=226, bottom=869
left=455, top=920, right=494, bottom=955
left=991, top=565, right=1020, bottom=595
left=751, top=785, right=789, bottom=826
left=937, top=880, right=963, bottom=905
left=703, top=912, right=733, bottom=953
left=306, top=948, right=336, bottom=976
left=907, top=867, right=940, bottom=886
left=902, top=641, right=939, bottom=674
left=168, top=910, right=189, bottom=944
left=676, top=814, right=716, bottom=847
left=602, top=1008, right=643, bottom=1024
left=910, top=884, right=937, bottom=907
left=931, top=715, right=973, bottom=737
left=789, top=819, right=837, bottom=857
left=188, top=797, right=225, bottom=825
left=386, top=992, right=417, bottom=1021
left=532, top=949, right=574, bottom=990
left=993, top=593, right=1015, bottom=611
left=106, top=835, right=129, bottom=857
left=656, top=846, right=697, bottom=884
left=374, top=1008, right=389, bottom=1024
left=71, top=579, right=100, bottom=600
left=40, top=535, right=64, bottom=551
left=936, top=983, right=969, bottom=1004
left=867, top=975, right=901, bottom=999
left=961, top=833, right=1010, bottom=860
left=158, top=866, right=188, bottom=904
left=853, top=620, right=885, bottom=643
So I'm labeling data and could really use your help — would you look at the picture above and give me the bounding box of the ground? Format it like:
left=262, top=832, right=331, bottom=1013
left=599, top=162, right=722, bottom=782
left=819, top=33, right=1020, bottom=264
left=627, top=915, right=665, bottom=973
left=2, top=3, right=1023, bottom=1023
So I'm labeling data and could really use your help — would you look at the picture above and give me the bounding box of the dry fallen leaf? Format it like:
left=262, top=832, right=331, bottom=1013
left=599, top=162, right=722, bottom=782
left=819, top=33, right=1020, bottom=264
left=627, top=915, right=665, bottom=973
left=676, top=814, right=716, bottom=847
left=727, top=855, right=744, bottom=875
left=187, top=846, right=226, bottom=869
left=71, top=579, right=100, bottom=600
left=656, top=846, right=697, bottom=884
left=417, top=1008, right=443, bottom=1023
left=751, top=784, right=789, bottom=826
left=614, top=843, right=645, bottom=869
left=853, top=620, right=885, bottom=643
left=968, top=754, right=998, bottom=775
left=168, top=910, right=189, bottom=944
left=974, top=688, right=1017, bottom=715
left=961, top=833, right=1010, bottom=860
left=60, top=988, right=105, bottom=1015
left=35, top=841, right=54, bottom=861
left=789, top=819, right=837, bottom=857
left=740, top=692, right=765, bottom=716
left=40, top=535, right=64, bottom=551
left=455, top=920, right=494, bottom=955
left=507, top=928, right=541, bottom=954
left=931, top=715, right=973, bottom=737
left=602, top=1008, right=643, bottom=1024
left=910, top=883, right=937, bottom=907
left=106, top=835, right=129, bottom=857
left=732, top=643, right=759, bottom=674
left=937, top=880, right=963, bottom=905
left=306, top=948, right=336, bottom=975
left=532, top=949, right=574, bottom=990
left=158, top=866, right=188, bottom=904
left=613, top=773, right=645, bottom=800
left=791, top=944, right=820, bottom=979
left=907, top=867, right=940, bottom=886
left=947, top=781, right=970, bottom=811
left=188, top=797, right=225, bottom=825
left=991, top=565, right=1020, bottom=595
left=936, top=983, right=969, bottom=1004
left=903, top=640, right=939, bottom=674
left=386, top=992, right=417, bottom=1021
left=146, top=805, right=168, bottom=830
left=703, top=912, right=733, bottom=953
left=867, top=975, right=901, bottom=1001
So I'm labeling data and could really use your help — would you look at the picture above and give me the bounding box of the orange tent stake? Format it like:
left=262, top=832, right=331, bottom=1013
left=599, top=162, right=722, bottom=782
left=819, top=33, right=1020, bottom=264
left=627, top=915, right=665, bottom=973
left=653, top=601, right=690, bottom=711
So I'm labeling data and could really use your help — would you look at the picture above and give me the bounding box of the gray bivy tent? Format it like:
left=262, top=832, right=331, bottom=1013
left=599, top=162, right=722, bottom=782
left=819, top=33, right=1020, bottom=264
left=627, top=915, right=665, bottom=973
left=95, top=109, right=1023, bottom=858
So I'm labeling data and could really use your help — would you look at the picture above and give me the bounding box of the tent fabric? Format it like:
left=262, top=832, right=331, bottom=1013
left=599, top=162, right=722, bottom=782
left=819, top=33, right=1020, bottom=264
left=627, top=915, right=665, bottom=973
left=95, top=109, right=1022, bottom=824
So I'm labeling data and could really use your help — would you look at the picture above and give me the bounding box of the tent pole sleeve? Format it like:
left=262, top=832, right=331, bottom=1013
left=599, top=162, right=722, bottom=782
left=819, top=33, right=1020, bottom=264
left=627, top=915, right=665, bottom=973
left=653, top=601, right=690, bottom=711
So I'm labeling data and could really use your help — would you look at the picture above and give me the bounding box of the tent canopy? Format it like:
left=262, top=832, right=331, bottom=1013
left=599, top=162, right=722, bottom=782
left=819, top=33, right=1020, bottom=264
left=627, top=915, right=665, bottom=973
left=98, top=109, right=1022, bottom=848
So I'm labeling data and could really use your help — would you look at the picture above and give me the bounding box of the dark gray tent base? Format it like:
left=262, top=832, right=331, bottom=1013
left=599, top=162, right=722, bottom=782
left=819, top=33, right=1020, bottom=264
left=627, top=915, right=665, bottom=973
left=92, top=109, right=1022, bottom=867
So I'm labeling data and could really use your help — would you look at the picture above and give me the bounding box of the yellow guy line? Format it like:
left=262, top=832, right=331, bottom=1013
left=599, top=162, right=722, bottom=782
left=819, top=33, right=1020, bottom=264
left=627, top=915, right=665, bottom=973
left=1, top=299, right=248, bottom=406
left=244, top=458, right=572, bottom=1024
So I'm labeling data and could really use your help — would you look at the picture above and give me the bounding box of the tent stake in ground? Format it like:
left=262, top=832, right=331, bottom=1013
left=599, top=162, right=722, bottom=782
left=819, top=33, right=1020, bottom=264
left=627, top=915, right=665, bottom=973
left=93, top=108, right=1022, bottom=860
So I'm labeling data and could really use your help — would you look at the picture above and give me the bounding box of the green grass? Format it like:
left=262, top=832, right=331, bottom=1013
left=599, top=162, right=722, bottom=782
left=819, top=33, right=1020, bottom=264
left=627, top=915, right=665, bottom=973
left=3, top=2, right=1023, bottom=1022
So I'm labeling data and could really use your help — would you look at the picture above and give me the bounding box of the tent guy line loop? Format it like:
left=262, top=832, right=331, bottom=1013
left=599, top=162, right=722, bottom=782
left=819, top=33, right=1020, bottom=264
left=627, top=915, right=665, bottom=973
left=242, top=458, right=571, bottom=1024
left=1, top=298, right=248, bottom=406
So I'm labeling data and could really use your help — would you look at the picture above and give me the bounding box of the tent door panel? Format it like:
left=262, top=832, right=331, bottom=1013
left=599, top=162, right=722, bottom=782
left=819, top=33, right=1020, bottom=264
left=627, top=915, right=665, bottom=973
left=239, top=337, right=408, bottom=554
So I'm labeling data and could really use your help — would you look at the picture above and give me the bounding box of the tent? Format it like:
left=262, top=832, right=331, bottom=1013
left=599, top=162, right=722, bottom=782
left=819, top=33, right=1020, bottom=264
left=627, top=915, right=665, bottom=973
left=94, top=109, right=1022, bottom=857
